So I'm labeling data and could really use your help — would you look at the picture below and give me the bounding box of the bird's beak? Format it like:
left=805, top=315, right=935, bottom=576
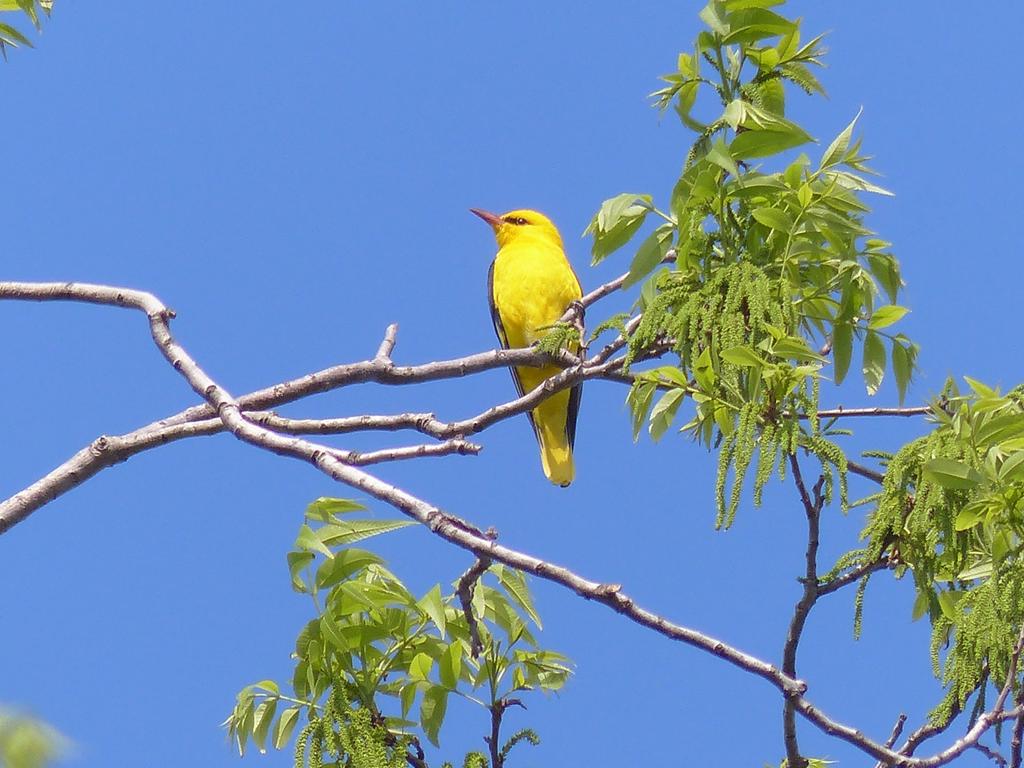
left=469, top=208, right=503, bottom=231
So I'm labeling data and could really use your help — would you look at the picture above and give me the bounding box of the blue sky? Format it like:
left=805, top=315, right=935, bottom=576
left=2, top=2, right=1022, bottom=766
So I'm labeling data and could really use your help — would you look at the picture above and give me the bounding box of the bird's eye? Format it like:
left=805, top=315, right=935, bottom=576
left=506, top=216, right=529, bottom=226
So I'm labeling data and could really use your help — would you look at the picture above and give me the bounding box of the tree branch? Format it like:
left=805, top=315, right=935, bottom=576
left=457, top=555, right=493, bottom=659
left=848, top=458, right=886, bottom=485
left=974, top=742, right=1008, bottom=768
left=816, top=555, right=893, bottom=598
left=815, top=406, right=932, bottom=419
left=327, top=439, right=481, bottom=466
left=782, top=454, right=825, bottom=768
left=1011, top=688, right=1024, bottom=768
left=0, top=279, right=1001, bottom=768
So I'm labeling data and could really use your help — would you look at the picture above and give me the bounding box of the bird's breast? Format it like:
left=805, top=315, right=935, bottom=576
left=492, top=241, right=581, bottom=348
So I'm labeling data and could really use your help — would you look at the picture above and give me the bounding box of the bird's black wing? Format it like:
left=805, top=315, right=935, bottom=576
left=488, top=260, right=540, bottom=442
left=564, top=270, right=584, bottom=450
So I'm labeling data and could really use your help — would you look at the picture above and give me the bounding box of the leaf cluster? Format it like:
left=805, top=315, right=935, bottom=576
left=586, top=0, right=913, bottom=527
left=0, top=0, right=52, bottom=58
left=224, top=498, right=570, bottom=767
left=0, top=710, right=65, bottom=768
left=856, top=379, right=1024, bottom=723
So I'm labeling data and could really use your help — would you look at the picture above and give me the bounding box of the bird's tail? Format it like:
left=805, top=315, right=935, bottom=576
left=535, top=402, right=574, bottom=487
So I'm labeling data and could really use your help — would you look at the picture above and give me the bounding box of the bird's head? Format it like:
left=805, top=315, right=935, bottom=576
left=470, top=208, right=564, bottom=250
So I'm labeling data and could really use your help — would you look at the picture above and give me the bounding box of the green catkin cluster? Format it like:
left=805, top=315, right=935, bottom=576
left=851, top=393, right=1024, bottom=725
left=536, top=323, right=580, bottom=356
left=721, top=401, right=759, bottom=529
left=928, top=559, right=1024, bottom=725
left=805, top=434, right=848, bottom=513
left=629, top=258, right=846, bottom=531
left=627, top=261, right=793, bottom=376
left=852, top=574, right=869, bottom=640
left=294, top=683, right=409, bottom=768
left=753, top=421, right=778, bottom=507
left=860, top=429, right=970, bottom=590
left=587, top=312, right=630, bottom=344
left=500, top=729, right=540, bottom=761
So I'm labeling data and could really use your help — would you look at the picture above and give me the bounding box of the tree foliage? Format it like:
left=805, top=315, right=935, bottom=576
left=0, top=0, right=52, bottom=57
left=6, top=1, right=1024, bottom=767
left=224, top=499, right=569, bottom=767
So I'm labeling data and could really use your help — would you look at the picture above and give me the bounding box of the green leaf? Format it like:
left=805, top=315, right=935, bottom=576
left=963, top=375, right=998, bottom=400
left=317, top=518, right=416, bottom=547
left=721, top=8, right=795, bottom=45
left=957, top=560, right=994, bottom=581
left=721, top=345, right=765, bottom=367
left=586, top=194, right=652, bottom=264
left=593, top=192, right=653, bottom=233
left=783, top=153, right=810, bottom=187
left=751, top=206, right=793, bottom=234
left=731, top=128, right=810, bottom=159
left=693, top=347, right=716, bottom=392
left=496, top=567, right=542, bottom=628
left=409, top=652, right=433, bottom=682
left=820, top=108, right=862, bottom=169
left=954, top=501, right=988, bottom=531
left=891, top=342, right=911, bottom=405
left=936, top=590, right=963, bottom=620
left=318, top=615, right=349, bottom=651
left=699, top=1, right=730, bottom=35
left=923, top=458, right=984, bottom=490
left=771, top=336, right=827, bottom=363
left=723, top=0, right=785, bottom=9
left=868, top=304, right=909, bottom=330
left=272, top=706, right=301, bottom=750
left=305, top=497, right=366, bottom=521
left=420, top=685, right=449, bottom=747
left=294, top=524, right=334, bottom=558
left=623, top=224, right=673, bottom=289
left=0, top=21, right=32, bottom=47
left=723, top=99, right=745, bottom=129
left=315, top=548, right=384, bottom=590
left=911, top=589, right=930, bottom=622
left=400, top=683, right=417, bottom=719
left=649, top=388, right=685, bottom=441
left=628, top=381, right=657, bottom=442
left=287, top=551, right=314, bottom=593
left=417, top=585, right=447, bottom=637
left=252, top=698, right=277, bottom=754
left=438, top=642, right=461, bottom=689
left=705, top=138, right=740, bottom=178
left=999, top=450, right=1024, bottom=483
left=862, top=329, right=885, bottom=396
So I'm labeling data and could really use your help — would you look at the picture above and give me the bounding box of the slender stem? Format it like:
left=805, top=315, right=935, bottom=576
left=457, top=556, right=493, bottom=658
left=1011, top=689, right=1024, bottom=768
left=782, top=453, right=824, bottom=768
left=816, top=555, right=892, bottom=598
left=488, top=699, right=505, bottom=768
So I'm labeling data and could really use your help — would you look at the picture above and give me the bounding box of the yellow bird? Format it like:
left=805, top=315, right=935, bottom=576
left=471, top=208, right=583, bottom=487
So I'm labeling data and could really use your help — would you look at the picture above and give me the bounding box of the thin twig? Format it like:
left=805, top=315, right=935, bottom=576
left=376, top=323, right=399, bottom=361
left=814, top=406, right=932, bottom=419
left=457, top=555, right=493, bottom=659
left=1010, top=688, right=1024, bottom=768
left=327, top=439, right=480, bottom=466
left=889, top=676, right=983, bottom=764
left=782, top=454, right=825, bottom=768
left=816, top=556, right=893, bottom=598
left=975, top=742, right=1009, bottom=768
left=885, top=714, right=908, bottom=748
left=848, top=458, right=886, bottom=485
